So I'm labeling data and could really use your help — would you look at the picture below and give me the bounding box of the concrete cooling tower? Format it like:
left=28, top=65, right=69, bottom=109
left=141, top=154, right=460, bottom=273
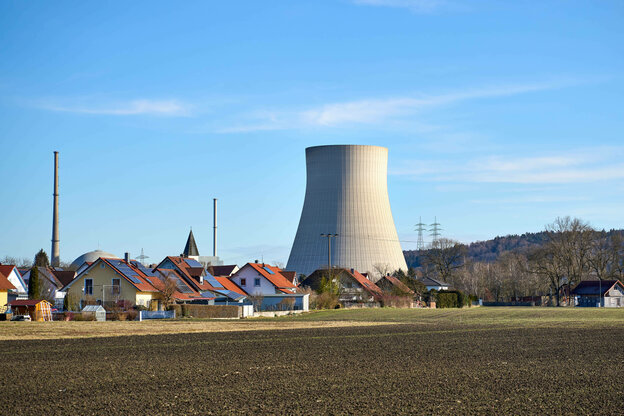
left=286, top=145, right=408, bottom=278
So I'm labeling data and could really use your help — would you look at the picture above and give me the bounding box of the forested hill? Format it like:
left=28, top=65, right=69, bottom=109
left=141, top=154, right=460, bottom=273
left=403, top=229, right=623, bottom=269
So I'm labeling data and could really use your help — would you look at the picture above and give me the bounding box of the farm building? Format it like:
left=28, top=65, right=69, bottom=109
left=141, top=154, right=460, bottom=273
left=81, top=305, right=106, bottom=321
left=299, top=268, right=384, bottom=307
left=9, top=299, right=53, bottom=321
left=572, top=280, right=624, bottom=307
left=229, top=262, right=298, bottom=296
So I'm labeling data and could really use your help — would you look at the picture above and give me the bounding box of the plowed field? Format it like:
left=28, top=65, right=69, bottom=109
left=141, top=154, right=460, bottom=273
left=1, top=309, right=623, bottom=414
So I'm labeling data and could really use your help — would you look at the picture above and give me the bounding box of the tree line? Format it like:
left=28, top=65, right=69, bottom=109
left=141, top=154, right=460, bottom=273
left=399, top=217, right=624, bottom=306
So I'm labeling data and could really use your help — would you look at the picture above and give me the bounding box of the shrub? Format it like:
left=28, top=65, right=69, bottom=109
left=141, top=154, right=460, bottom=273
left=126, top=310, right=138, bottom=321
left=380, top=295, right=412, bottom=308
left=316, top=292, right=339, bottom=309
left=436, top=292, right=458, bottom=308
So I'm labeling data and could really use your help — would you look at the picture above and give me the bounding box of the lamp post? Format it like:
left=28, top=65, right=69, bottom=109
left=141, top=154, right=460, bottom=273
left=320, top=233, right=338, bottom=272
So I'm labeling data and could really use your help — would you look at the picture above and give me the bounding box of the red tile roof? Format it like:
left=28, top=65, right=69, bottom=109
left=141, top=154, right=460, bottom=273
left=99, top=258, right=158, bottom=293
left=156, top=256, right=225, bottom=293
left=281, top=271, right=297, bottom=284
left=9, top=299, right=50, bottom=306
left=0, top=268, right=16, bottom=291
left=246, top=263, right=297, bottom=291
left=51, top=270, right=76, bottom=288
left=378, top=275, right=414, bottom=295
left=215, top=276, right=248, bottom=297
left=346, top=269, right=384, bottom=298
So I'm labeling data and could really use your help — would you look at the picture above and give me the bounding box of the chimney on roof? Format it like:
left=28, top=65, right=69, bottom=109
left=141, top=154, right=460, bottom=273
left=124, top=252, right=130, bottom=263
left=51, top=151, right=60, bottom=267
left=350, top=268, right=354, bottom=273
left=255, top=259, right=258, bottom=263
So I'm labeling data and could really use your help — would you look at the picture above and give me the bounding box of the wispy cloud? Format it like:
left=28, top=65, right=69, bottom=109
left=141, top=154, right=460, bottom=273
left=36, top=98, right=191, bottom=116
left=392, top=147, right=624, bottom=184
left=352, top=0, right=451, bottom=13
left=218, top=81, right=561, bottom=133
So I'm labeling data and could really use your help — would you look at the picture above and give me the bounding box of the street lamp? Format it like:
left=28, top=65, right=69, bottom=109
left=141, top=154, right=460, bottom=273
left=320, top=233, right=339, bottom=272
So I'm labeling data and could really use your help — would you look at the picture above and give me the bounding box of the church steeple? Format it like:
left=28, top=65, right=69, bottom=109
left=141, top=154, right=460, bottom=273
left=182, top=228, right=199, bottom=257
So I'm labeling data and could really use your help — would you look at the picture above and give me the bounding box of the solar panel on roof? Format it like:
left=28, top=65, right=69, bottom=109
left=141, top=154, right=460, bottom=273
left=214, top=289, right=245, bottom=300
left=203, top=272, right=224, bottom=289
left=184, top=259, right=202, bottom=268
left=263, top=266, right=275, bottom=275
left=175, top=278, right=194, bottom=294
left=134, top=262, right=159, bottom=277
left=109, top=260, right=143, bottom=284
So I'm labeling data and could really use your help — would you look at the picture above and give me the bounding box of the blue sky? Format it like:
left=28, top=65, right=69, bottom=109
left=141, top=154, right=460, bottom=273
left=1, top=0, right=623, bottom=266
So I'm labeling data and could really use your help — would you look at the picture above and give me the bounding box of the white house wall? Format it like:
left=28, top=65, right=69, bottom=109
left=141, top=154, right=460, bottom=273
left=287, top=145, right=408, bottom=277
left=231, top=265, right=278, bottom=296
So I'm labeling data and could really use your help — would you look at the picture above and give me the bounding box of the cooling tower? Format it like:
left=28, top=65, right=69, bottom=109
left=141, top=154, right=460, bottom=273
left=286, top=145, right=407, bottom=278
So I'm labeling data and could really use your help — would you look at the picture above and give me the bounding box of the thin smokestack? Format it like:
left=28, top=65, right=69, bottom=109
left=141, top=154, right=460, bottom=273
left=51, top=151, right=60, bottom=267
left=213, top=198, right=217, bottom=257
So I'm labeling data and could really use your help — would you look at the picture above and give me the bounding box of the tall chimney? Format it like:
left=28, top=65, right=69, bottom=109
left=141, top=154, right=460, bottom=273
left=213, top=198, right=217, bottom=257
left=51, top=151, right=60, bottom=267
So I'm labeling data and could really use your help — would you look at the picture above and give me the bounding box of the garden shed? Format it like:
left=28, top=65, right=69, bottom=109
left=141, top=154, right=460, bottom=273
left=9, top=299, right=53, bottom=321
left=81, top=305, right=107, bottom=321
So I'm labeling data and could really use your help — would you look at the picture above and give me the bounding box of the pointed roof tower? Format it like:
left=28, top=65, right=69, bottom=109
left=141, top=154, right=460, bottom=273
left=182, top=228, right=200, bottom=257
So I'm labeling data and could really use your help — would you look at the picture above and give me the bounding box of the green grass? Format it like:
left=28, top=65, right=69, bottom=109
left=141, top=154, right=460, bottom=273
left=272, top=306, right=624, bottom=328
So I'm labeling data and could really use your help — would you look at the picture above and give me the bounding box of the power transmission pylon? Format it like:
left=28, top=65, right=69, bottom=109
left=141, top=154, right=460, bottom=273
left=136, top=248, right=150, bottom=266
left=429, top=217, right=442, bottom=245
left=415, top=217, right=426, bottom=251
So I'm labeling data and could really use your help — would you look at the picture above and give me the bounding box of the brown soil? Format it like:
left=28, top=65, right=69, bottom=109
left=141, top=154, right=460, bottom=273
left=1, top=322, right=622, bottom=414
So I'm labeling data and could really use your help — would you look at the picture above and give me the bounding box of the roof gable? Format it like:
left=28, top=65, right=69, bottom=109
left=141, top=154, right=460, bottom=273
left=242, top=263, right=297, bottom=290
left=572, top=280, right=623, bottom=296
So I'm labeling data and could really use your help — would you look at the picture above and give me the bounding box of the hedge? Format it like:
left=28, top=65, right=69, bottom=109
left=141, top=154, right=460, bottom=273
left=170, top=304, right=240, bottom=318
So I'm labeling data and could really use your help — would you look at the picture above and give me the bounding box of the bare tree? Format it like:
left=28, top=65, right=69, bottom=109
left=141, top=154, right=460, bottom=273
left=157, top=272, right=178, bottom=310
left=372, top=263, right=392, bottom=282
left=423, top=238, right=467, bottom=283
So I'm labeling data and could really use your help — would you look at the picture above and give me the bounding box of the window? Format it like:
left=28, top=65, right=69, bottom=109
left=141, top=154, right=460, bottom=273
left=112, top=278, right=120, bottom=295
left=84, top=279, right=93, bottom=295
left=241, top=278, right=247, bottom=286
left=254, top=278, right=261, bottom=287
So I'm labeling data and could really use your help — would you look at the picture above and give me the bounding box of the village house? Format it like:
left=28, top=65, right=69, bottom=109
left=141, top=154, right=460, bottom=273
left=154, top=256, right=246, bottom=303
left=0, top=265, right=27, bottom=305
left=299, top=268, right=384, bottom=307
left=64, top=255, right=212, bottom=310
left=230, top=262, right=298, bottom=296
left=21, top=266, right=76, bottom=308
left=376, top=274, right=415, bottom=296
left=0, top=273, right=17, bottom=313
left=572, top=280, right=624, bottom=308
left=420, top=277, right=450, bottom=291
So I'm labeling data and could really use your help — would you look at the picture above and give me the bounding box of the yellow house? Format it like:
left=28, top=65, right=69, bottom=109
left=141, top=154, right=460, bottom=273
left=0, top=273, right=16, bottom=313
left=63, top=257, right=209, bottom=311
left=64, top=257, right=161, bottom=309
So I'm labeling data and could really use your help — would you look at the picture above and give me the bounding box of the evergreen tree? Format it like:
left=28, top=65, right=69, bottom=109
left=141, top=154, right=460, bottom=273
left=34, top=249, right=50, bottom=268
left=28, top=266, right=40, bottom=299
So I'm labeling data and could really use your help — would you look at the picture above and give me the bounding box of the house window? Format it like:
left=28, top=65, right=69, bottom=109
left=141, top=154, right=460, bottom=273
left=112, top=278, right=120, bottom=295
left=254, top=278, right=261, bottom=287
left=84, top=279, right=93, bottom=295
left=241, top=278, right=247, bottom=286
